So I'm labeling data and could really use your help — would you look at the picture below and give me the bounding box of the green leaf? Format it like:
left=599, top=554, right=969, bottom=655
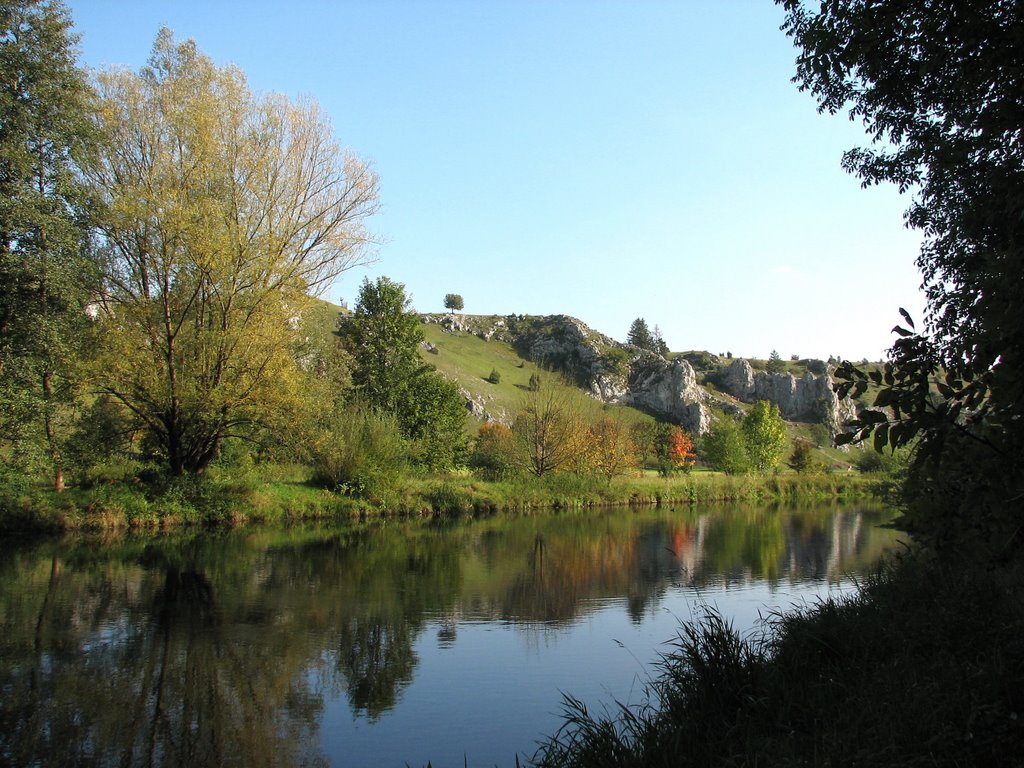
left=860, top=409, right=887, bottom=425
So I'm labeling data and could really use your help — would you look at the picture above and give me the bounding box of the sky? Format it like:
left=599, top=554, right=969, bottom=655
left=65, top=0, right=926, bottom=362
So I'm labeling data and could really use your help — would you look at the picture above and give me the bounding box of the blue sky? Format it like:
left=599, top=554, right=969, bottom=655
left=66, top=1, right=925, bottom=361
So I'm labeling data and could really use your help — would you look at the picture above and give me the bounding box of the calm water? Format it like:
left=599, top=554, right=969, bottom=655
left=0, top=503, right=902, bottom=767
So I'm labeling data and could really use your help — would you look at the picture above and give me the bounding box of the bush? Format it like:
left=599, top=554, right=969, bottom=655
left=471, top=422, right=521, bottom=481
left=487, top=368, right=501, bottom=384
left=309, top=406, right=407, bottom=502
left=788, top=438, right=820, bottom=474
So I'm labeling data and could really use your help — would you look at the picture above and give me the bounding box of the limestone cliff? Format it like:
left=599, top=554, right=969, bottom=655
left=502, top=315, right=709, bottom=434
left=420, top=313, right=854, bottom=434
left=719, top=358, right=856, bottom=432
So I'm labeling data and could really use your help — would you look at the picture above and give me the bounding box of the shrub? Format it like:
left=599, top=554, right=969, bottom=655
left=700, top=416, right=750, bottom=475
left=471, top=422, right=521, bottom=481
left=309, top=406, right=407, bottom=501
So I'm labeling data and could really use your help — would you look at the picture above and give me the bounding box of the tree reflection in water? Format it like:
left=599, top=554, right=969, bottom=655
left=0, top=503, right=900, bottom=766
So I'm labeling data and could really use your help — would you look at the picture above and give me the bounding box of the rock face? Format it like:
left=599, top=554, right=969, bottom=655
left=421, top=313, right=511, bottom=342
left=458, top=386, right=508, bottom=426
left=719, top=359, right=856, bottom=431
left=619, top=352, right=711, bottom=435
left=505, top=316, right=710, bottom=434
left=421, top=312, right=852, bottom=435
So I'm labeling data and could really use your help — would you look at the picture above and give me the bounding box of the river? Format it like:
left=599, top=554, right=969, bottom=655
left=0, top=502, right=903, bottom=767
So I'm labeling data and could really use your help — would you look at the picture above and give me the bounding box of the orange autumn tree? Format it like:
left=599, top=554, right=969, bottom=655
left=655, top=424, right=696, bottom=477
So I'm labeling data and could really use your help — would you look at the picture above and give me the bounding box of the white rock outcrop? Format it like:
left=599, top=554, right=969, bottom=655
left=719, top=358, right=856, bottom=431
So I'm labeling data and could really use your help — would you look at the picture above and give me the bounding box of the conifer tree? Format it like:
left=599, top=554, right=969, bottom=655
left=0, top=0, right=96, bottom=490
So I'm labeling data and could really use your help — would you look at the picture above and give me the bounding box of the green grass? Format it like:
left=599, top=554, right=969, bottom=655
left=0, top=466, right=881, bottom=533
left=419, top=319, right=655, bottom=430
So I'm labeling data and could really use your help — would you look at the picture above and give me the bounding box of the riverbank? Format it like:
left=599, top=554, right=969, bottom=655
left=0, top=466, right=882, bottom=533
left=531, top=552, right=1024, bottom=767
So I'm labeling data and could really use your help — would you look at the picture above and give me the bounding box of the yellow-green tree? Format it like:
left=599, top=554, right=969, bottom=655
left=85, top=30, right=378, bottom=474
left=584, top=415, right=639, bottom=484
left=743, top=400, right=787, bottom=474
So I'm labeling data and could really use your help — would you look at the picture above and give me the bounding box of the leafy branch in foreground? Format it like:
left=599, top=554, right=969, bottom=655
left=781, top=0, right=1024, bottom=558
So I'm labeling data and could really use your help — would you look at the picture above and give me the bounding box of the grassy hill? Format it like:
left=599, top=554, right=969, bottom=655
left=418, top=319, right=655, bottom=430
left=309, top=301, right=877, bottom=471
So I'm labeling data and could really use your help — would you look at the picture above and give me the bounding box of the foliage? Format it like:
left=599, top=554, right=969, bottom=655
left=780, top=0, right=1024, bottom=558
left=626, top=318, right=654, bottom=352
left=0, top=0, right=97, bottom=490
left=340, top=277, right=467, bottom=470
left=599, top=347, right=629, bottom=378
left=401, top=372, right=469, bottom=471
left=766, top=349, right=785, bottom=375
left=700, top=416, right=750, bottom=475
left=651, top=423, right=695, bottom=477
left=308, top=405, right=407, bottom=501
left=85, top=29, right=378, bottom=476
left=340, top=276, right=426, bottom=413
left=743, top=400, right=787, bottom=474
left=787, top=438, right=819, bottom=474
left=486, top=368, right=501, bottom=384
left=583, top=415, right=639, bottom=485
left=443, top=293, right=464, bottom=313
left=471, top=422, right=521, bottom=481
left=529, top=372, right=542, bottom=392
left=667, top=427, right=696, bottom=473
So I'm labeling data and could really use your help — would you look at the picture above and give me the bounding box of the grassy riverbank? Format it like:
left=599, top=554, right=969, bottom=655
left=0, top=465, right=881, bottom=533
left=531, top=553, right=1024, bottom=767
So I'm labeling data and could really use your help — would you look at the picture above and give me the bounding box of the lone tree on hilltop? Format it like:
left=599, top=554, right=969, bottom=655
left=444, top=293, right=464, bottom=314
left=767, top=349, right=785, bottom=374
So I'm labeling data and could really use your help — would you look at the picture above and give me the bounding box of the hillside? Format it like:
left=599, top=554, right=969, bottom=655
left=307, top=302, right=867, bottom=469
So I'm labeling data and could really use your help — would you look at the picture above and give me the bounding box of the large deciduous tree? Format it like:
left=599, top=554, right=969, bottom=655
left=86, top=29, right=378, bottom=475
left=0, top=0, right=96, bottom=490
left=779, top=0, right=1024, bottom=553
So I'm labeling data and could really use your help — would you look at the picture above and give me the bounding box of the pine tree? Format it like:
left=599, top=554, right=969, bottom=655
left=627, top=318, right=654, bottom=351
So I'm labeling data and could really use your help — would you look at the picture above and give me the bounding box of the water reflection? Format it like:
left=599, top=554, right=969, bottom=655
left=0, top=504, right=900, bottom=767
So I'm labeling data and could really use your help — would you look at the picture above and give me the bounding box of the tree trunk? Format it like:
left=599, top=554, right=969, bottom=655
left=41, top=371, right=64, bottom=492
